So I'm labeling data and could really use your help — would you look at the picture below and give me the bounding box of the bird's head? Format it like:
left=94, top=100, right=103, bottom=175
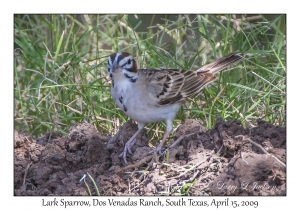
left=107, top=52, right=138, bottom=83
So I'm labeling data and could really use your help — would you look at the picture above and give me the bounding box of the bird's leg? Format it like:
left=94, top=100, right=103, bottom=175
left=155, top=120, right=173, bottom=154
left=155, top=131, right=171, bottom=154
left=119, top=122, right=145, bottom=165
left=119, top=128, right=142, bottom=165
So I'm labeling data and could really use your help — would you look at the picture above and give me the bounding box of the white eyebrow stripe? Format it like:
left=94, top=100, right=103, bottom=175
left=109, top=52, right=120, bottom=68
left=108, top=56, right=113, bottom=67
left=119, top=56, right=132, bottom=67
left=115, top=52, right=122, bottom=60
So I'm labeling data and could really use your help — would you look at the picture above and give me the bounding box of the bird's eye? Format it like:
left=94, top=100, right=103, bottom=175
left=127, top=59, right=132, bottom=65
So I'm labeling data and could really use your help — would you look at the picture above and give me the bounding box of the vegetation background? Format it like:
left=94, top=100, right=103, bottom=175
left=14, top=14, right=286, bottom=145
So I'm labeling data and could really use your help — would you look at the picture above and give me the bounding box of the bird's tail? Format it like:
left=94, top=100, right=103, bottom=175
left=197, top=53, right=244, bottom=75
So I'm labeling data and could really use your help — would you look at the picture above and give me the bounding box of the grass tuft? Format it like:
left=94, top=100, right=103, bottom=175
left=14, top=14, right=286, bottom=143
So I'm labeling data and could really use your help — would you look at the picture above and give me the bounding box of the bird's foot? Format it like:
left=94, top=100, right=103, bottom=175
left=153, top=130, right=170, bottom=155
left=119, top=137, right=138, bottom=165
left=147, top=143, right=165, bottom=155
left=155, top=144, right=163, bottom=155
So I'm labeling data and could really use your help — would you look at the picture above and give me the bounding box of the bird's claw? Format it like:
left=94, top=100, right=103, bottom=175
left=127, top=147, right=133, bottom=155
left=119, top=149, right=129, bottom=166
left=147, top=144, right=165, bottom=155
left=119, top=141, right=135, bottom=165
left=155, top=144, right=164, bottom=155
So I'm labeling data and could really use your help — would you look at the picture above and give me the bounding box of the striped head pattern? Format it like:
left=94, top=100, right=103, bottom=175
left=108, top=52, right=138, bottom=83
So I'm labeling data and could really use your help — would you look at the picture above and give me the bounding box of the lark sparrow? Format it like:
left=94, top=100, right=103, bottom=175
left=108, top=52, right=244, bottom=165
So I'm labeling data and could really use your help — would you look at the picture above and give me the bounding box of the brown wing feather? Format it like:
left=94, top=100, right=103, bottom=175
left=143, top=53, right=244, bottom=106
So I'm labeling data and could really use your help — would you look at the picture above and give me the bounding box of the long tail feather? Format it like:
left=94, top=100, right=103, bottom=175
left=197, top=53, right=244, bottom=75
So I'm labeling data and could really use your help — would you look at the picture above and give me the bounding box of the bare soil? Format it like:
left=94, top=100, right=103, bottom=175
left=14, top=119, right=286, bottom=196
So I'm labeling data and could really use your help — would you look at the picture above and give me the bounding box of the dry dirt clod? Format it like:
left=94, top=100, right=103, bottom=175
left=14, top=119, right=286, bottom=196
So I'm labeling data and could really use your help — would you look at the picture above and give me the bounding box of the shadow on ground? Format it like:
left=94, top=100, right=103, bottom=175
left=14, top=119, right=286, bottom=196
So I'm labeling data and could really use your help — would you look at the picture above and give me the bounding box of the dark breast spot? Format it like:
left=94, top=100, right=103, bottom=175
left=130, top=78, right=137, bottom=83
left=123, top=105, right=127, bottom=112
left=124, top=73, right=132, bottom=79
left=119, top=96, right=123, bottom=104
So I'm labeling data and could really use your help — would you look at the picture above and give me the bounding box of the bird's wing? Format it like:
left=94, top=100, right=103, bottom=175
left=142, top=53, right=244, bottom=105
left=142, top=69, right=215, bottom=105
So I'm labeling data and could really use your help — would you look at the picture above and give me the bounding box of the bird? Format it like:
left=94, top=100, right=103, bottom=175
left=107, top=52, right=244, bottom=165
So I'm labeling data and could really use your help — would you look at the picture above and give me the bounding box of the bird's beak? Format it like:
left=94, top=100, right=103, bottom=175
left=111, top=62, right=122, bottom=73
left=111, top=61, right=121, bottom=73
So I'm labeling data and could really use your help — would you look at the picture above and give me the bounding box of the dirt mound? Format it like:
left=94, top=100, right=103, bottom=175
left=14, top=119, right=286, bottom=196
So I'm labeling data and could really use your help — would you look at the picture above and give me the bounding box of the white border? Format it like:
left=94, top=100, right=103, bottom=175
left=3, top=0, right=296, bottom=209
